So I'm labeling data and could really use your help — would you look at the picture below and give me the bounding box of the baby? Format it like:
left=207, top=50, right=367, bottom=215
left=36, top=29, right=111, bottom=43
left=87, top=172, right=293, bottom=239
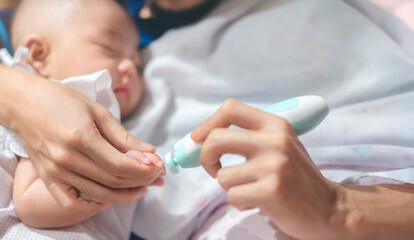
left=0, top=0, right=164, bottom=230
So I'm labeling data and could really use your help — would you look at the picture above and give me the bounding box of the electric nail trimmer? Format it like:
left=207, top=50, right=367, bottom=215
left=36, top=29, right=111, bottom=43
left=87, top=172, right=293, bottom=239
left=164, top=95, right=329, bottom=174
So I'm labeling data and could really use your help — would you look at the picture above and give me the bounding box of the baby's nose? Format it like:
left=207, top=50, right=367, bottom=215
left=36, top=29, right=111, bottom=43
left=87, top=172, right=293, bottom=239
left=118, top=58, right=138, bottom=77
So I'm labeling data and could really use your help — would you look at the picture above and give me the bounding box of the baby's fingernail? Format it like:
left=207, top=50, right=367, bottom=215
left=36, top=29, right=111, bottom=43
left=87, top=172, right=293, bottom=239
left=191, top=126, right=201, bottom=140
left=126, top=150, right=151, bottom=164
left=155, top=159, right=165, bottom=168
left=141, top=156, right=152, bottom=165
left=143, top=153, right=165, bottom=168
left=126, top=150, right=140, bottom=158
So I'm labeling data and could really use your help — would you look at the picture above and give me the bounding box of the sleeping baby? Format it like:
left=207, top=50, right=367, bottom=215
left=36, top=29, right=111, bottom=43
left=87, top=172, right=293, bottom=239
left=0, top=0, right=164, bottom=236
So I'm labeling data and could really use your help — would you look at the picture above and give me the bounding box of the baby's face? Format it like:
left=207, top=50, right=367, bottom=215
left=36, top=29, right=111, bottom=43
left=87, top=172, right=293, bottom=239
left=47, top=2, right=142, bottom=118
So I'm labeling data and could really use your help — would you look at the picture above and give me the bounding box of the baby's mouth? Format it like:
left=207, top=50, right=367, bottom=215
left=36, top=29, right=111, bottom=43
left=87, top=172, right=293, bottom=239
left=114, top=82, right=131, bottom=95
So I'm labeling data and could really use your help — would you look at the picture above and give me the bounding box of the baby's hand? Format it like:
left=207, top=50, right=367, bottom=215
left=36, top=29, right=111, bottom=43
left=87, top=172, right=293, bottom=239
left=126, top=150, right=166, bottom=187
left=126, top=150, right=164, bottom=168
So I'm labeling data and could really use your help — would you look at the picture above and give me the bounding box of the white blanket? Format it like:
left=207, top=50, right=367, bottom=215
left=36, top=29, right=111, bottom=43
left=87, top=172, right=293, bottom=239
left=124, top=0, right=414, bottom=239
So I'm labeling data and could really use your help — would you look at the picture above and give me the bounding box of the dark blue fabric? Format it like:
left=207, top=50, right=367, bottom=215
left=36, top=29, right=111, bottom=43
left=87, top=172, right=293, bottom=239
left=124, top=0, right=220, bottom=49
left=125, top=0, right=156, bottom=48
left=129, top=232, right=145, bottom=240
left=0, top=9, right=13, bottom=55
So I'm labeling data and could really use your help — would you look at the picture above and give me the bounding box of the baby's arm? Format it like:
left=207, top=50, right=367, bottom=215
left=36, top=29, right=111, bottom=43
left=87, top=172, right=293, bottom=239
left=13, top=157, right=108, bottom=229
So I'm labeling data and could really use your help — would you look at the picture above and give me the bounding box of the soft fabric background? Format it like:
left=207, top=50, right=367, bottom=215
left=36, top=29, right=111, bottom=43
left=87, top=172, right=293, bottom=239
left=123, top=0, right=414, bottom=239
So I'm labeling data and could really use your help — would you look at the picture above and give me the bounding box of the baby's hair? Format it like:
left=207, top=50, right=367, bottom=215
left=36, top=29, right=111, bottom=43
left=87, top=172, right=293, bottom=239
left=10, top=0, right=130, bottom=50
left=11, top=0, right=75, bottom=49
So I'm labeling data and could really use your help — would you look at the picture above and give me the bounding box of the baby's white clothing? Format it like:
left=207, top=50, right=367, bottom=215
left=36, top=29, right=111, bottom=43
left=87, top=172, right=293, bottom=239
left=0, top=47, right=135, bottom=240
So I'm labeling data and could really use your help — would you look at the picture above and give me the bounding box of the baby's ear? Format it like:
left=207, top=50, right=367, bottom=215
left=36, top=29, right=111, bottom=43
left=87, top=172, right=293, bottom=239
left=23, top=34, right=51, bottom=78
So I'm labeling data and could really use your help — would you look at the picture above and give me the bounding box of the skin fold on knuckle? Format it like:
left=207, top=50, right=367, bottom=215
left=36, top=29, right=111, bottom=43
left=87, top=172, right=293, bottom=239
left=46, top=161, right=66, bottom=179
left=35, top=159, right=53, bottom=182
left=227, top=188, right=246, bottom=211
left=262, top=154, right=290, bottom=176
left=262, top=131, right=292, bottom=155
left=217, top=170, right=231, bottom=191
left=104, top=153, right=130, bottom=177
left=198, top=120, right=214, bottom=140
left=81, top=186, right=110, bottom=204
left=199, top=134, right=222, bottom=167
left=220, top=98, right=240, bottom=121
left=222, top=98, right=240, bottom=110
left=277, top=117, right=292, bottom=131
left=94, top=106, right=113, bottom=124
left=262, top=175, right=284, bottom=202
left=106, top=129, right=136, bottom=153
left=61, top=125, right=88, bottom=148
left=105, top=175, right=125, bottom=188
left=207, top=128, right=227, bottom=144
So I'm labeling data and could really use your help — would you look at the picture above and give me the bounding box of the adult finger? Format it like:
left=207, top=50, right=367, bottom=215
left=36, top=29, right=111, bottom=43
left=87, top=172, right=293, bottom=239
left=45, top=167, right=149, bottom=204
left=191, top=99, right=288, bottom=142
left=149, top=177, right=165, bottom=187
left=226, top=180, right=263, bottom=211
left=200, top=128, right=261, bottom=177
left=228, top=175, right=283, bottom=211
left=48, top=182, right=109, bottom=215
left=217, top=152, right=288, bottom=190
left=78, top=133, right=164, bottom=181
left=93, top=106, right=155, bottom=153
left=216, top=159, right=260, bottom=191
left=59, top=150, right=162, bottom=188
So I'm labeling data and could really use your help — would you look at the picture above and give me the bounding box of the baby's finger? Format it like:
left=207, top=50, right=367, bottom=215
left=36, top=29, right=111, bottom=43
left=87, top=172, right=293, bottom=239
left=143, top=152, right=165, bottom=168
left=126, top=150, right=165, bottom=168
left=126, top=150, right=151, bottom=164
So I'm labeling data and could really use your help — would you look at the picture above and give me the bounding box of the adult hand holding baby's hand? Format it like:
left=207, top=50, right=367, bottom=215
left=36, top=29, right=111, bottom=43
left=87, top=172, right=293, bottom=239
left=5, top=70, right=165, bottom=207
left=126, top=150, right=166, bottom=187
left=192, top=99, right=343, bottom=240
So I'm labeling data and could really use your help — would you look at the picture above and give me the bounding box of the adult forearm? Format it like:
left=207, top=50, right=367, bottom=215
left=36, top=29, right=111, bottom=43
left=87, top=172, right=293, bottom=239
left=0, top=65, right=46, bottom=130
left=332, top=183, right=414, bottom=240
